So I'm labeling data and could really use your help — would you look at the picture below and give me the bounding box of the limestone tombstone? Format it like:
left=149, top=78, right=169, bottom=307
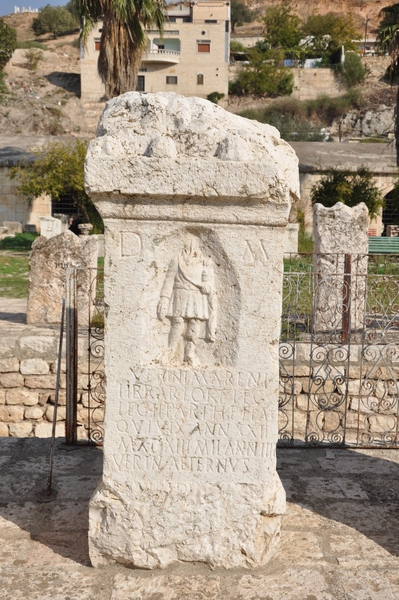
left=86, top=92, right=300, bottom=569
left=313, top=202, right=369, bottom=332
left=27, top=230, right=98, bottom=325
left=40, top=216, right=68, bottom=239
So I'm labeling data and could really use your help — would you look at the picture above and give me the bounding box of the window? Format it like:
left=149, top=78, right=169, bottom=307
left=166, top=76, right=178, bottom=84
left=94, top=38, right=101, bottom=51
left=205, top=19, right=217, bottom=23
left=139, top=67, right=147, bottom=72
left=136, top=76, right=145, bottom=91
left=197, top=73, right=204, bottom=85
left=197, top=43, right=210, bottom=53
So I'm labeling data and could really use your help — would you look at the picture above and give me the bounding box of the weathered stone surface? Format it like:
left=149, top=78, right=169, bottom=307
left=39, top=216, right=67, bottom=239
left=313, top=202, right=369, bottom=332
left=0, top=389, right=5, bottom=405
left=87, top=92, right=299, bottom=570
left=6, top=388, right=39, bottom=406
left=9, top=421, right=33, bottom=437
left=0, top=337, right=16, bottom=358
left=284, top=223, right=299, bottom=254
left=0, top=405, right=24, bottom=422
left=34, top=421, right=64, bottom=438
left=0, top=422, right=8, bottom=436
left=50, top=390, right=66, bottom=406
left=0, top=357, right=20, bottom=373
left=24, top=405, right=45, bottom=420
left=20, top=358, right=50, bottom=375
left=27, top=230, right=98, bottom=325
left=0, top=372, right=24, bottom=388
left=24, top=375, right=57, bottom=389
left=45, top=405, right=66, bottom=421
left=18, top=336, right=57, bottom=359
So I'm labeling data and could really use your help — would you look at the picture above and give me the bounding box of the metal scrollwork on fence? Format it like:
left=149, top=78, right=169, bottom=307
left=87, top=268, right=105, bottom=445
left=279, top=252, right=399, bottom=448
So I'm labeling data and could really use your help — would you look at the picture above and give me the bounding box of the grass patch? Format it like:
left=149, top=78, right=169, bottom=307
left=0, top=253, right=29, bottom=298
left=16, top=40, right=48, bottom=50
left=0, top=233, right=39, bottom=252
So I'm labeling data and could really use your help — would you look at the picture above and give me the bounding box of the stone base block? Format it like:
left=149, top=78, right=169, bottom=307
left=89, top=476, right=285, bottom=569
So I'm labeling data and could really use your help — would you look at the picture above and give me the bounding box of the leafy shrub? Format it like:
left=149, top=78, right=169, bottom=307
left=337, top=53, right=366, bottom=88
left=0, top=18, right=17, bottom=69
left=311, top=167, right=383, bottom=218
left=33, top=5, right=79, bottom=38
left=207, top=91, right=225, bottom=104
left=230, top=40, right=247, bottom=52
left=0, top=232, right=38, bottom=251
left=234, top=63, right=294, bottom=97
left=24, top=48, right=43, bottom=71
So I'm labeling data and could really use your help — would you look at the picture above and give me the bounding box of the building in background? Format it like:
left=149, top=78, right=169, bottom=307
left=80, top=1, right=230, bottom=101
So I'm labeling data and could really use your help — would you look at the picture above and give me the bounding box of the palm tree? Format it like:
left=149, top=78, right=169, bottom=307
left=77, top=0, right=166, bottom=99
left=377, top=3, right=399, bottom=165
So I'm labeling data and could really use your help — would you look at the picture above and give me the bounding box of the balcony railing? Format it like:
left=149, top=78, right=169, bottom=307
left=143, top=48, right=180, bottom=63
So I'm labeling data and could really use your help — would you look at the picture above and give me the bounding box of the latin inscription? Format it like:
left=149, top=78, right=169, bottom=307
left=110, top=369, right=276, bottom=477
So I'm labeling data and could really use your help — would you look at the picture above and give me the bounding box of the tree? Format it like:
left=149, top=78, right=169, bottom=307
left=377, top=3, right=399, bottom=165
left=76, top=0, right=166, bottom=99
left=8, top=140, right=103, bottom=233
left=262, top=2, right=301, bottom=56
left=338, top=52, right=366, bottom=88
left=311, top=167, right=383, bottom=219
left=0, top=18, right=17, bottom=69
left=32, top=5, right=79, bottom=38
left=232, top=48, right=294, bottom=96
left=231, top=0, right=253, bottom=34
left=301, top=13, right=358, bottom=63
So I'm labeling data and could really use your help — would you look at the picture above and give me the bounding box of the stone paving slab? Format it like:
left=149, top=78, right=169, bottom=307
left=1, top=438, right=399, bottom=599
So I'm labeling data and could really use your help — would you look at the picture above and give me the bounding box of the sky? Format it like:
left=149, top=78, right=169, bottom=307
left=1, top=0, right=69, bottom=18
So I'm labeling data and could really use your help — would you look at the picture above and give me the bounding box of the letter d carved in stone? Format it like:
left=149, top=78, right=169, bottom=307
left=85, top=92, right=300, bottom=570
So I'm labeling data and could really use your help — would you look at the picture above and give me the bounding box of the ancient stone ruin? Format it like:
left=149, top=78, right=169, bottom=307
left=27, top=230, right=98, bottom=325
left=85, top=92, right=299, bottom=569
left=313, top=202, right=369, bottom=333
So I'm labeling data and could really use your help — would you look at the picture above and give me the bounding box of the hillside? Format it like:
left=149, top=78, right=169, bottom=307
left=0, top=6, right=397, bottom=139
left=235, top=0, right=393, bottom=37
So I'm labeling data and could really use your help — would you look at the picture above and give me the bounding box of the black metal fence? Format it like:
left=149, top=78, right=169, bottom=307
left=279, top=253, right=399, bottom=448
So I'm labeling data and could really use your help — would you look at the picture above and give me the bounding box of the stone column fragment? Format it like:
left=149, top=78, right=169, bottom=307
left=313, top=202, right=369, bottom=333
left=27, top=230, right=98, bottom=325
left=86, top=92, right=300, bottom=569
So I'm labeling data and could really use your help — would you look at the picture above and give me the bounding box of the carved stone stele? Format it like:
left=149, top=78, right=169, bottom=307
left=313, top=202, right=369, bottom=332
left=86, top=92, right=300, bottom=569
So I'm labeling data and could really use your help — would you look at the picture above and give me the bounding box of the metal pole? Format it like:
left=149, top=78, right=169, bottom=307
left=46, top=298, right=65, bottom=497
left=342, top=254, right=352, bottom=344
left=65, top=267, right=78, bottom=445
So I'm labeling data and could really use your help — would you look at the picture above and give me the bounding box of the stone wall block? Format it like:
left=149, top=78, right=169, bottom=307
left=25, top=406, right=45, bottom=420
left=0, top=357, right=20, bottom=373
left=35, top=421, right=64, bottom=438
left=49, top=391, right=66, bottom=406
left=0, top=338, right=16, bottom=359
left=0, top=423, right=9, bottom=436
left=6, top=388, right=39, bottom=406
left=0, top=390, right=5, bottom=405
left=45, top=405, right=66, bottom=421
left=9, top=422, right=33, bottom=437
left=24, top=375, right=57, bottom=389
left=0, top=373, right=24, bottom=388
left=17, top=336, right=57, bottom=360
left=39, top=393, right=51, bottom=405
left=50, top=360, right=67, bottom=374
left=0, top=405, right=24, bottom=422
left=20, top=358, right=50, bottom=375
